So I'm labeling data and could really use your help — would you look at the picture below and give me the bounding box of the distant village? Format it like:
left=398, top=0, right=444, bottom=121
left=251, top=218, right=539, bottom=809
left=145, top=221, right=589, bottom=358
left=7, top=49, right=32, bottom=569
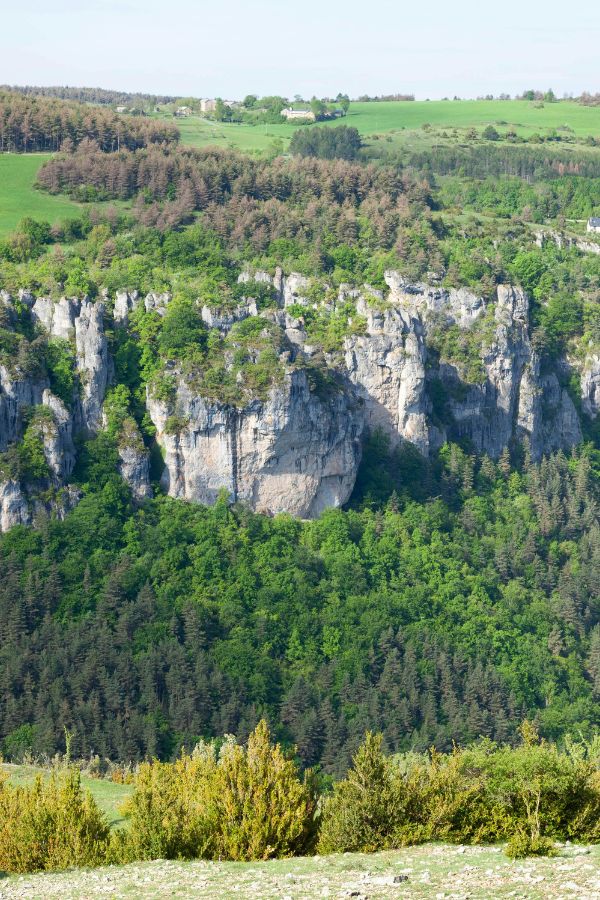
left=114, top=94, right=350, bottom=124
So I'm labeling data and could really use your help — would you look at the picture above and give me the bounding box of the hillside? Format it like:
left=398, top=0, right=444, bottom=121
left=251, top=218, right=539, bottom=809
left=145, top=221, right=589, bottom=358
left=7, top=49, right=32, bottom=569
left=4, top=95, right=600, bottom=237
left=0, top=88, right=599, bottom=775
left=173, top=99, right=600, bottom=153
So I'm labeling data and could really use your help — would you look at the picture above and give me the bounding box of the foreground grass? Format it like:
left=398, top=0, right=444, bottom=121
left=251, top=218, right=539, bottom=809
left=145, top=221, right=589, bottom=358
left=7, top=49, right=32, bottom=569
left=0, top=844, right=598, bottom=899
left=1, top=763, right=132, bottom=828
left=0, top=154, right=84, bottom=236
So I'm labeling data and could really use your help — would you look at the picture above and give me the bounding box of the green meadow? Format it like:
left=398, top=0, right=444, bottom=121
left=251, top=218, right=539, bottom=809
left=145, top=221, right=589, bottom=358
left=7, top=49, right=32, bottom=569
left=174, top=99, right=600, bottom=153
left=0, top=154, right=83, bottom=237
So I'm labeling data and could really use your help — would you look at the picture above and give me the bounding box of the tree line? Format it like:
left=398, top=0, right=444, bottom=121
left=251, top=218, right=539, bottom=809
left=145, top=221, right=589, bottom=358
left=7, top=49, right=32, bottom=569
left=0, top=91, right=179, bottom=153
left=36, top=145, right=426, bottom=240
left=1, top=84, right=177, bottom=107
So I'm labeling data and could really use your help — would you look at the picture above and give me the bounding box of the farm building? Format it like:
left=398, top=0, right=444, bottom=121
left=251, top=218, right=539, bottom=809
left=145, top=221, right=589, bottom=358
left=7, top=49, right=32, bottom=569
left=587, top=217, right=600, bottom=233
left=281, top=107, right=316, bottom=121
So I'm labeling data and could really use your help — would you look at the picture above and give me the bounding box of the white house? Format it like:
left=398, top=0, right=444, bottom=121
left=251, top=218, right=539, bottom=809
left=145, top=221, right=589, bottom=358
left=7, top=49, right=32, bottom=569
left=200, top=98, right=217, bottom=113
left=175, top=105, right=192, bottom=117
left=281, top=107, right=316, bottom=121
left=587, top=217, right=600, bottom=234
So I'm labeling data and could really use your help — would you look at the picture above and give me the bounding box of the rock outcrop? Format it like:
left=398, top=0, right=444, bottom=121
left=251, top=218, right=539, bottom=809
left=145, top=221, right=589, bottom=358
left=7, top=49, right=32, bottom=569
left=0, top=480, right=31, bottom=531
left=118, top=444, right=152, bottom=502
left=148, top=369, right=363, bottom=518
left=0, top=275, right=595, bottom=531
left=535, top=228, right=600, bottom=256
left=341, top=279, right=581, bottom=460
left=581, top=356, right=600, bottom=418
left=0, top=365, right=47, bottom=451
left=41, top=390, right=76, bottom=480
left=344, top=303, right=433, bottom=454
left=74, top=300, right=110, bottom=432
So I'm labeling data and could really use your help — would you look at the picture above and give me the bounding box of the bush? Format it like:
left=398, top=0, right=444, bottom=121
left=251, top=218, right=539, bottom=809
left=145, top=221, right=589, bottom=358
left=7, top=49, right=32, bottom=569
left=116, top=754, right=215, bottom=861
left=318, top=726, right=600, bottom=857
left=44, top=339, right=76, bottom=407
left=318, top=732, right=420, bottom=853
left=122, top=720, right=318, bottom=861
left=505, top=831, right=557, bottom=859
left=0, top=768, right=110, bottom=873
left=157, top=299, right=207, bottom=360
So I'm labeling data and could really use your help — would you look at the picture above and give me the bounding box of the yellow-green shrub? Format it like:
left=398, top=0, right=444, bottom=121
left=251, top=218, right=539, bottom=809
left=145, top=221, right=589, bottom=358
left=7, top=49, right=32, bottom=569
left=121, top=720, right=318, bottom=861
left=318, top=726, right=600, bottom=857
left=0, top=768, right=110, bottom=873
left=318, top=732, right=423, bottom=853
left=114, top=751, right=217, bottom=861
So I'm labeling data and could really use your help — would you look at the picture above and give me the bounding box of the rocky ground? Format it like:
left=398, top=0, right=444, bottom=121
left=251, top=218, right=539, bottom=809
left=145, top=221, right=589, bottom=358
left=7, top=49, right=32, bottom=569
left=1, top=843, right=600, bottom=900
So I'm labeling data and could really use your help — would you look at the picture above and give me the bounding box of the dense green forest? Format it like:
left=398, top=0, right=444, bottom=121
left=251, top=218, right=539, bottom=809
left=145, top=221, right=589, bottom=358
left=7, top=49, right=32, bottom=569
left=2, top=442, right=600, bottom=771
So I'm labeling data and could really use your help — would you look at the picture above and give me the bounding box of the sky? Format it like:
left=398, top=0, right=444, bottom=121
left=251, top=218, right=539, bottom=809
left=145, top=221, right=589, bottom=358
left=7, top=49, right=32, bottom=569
left=1, top=0, right=598, bottom=100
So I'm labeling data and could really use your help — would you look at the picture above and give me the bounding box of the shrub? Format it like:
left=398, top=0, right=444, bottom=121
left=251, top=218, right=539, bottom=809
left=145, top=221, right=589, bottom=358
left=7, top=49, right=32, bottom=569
left=122, top=720, right=318, bottom=861
left=116, top=753, right=215, bottom=861
left=318, top=732, right=419, bottom=853
left=0, top=768, right=110, bottom=873
left=157, top=299, right=207, bottom=360
left=505, top=831, right=557, bottom=859
left=318, top=727, right=600, bottom=857
left=44, top=339, right=76, bottom=407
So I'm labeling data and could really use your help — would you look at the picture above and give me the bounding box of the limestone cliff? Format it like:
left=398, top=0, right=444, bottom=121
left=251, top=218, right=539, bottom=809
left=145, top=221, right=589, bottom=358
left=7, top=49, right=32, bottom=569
left=0, top=273, right=595, bottom=531
left=341, top=277, right=581, bottom=460
left=147, top=368, right=363, bottom=518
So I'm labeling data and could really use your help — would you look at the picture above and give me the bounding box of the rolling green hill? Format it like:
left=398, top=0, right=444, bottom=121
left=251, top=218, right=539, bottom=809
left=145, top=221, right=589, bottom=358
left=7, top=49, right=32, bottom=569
left=3, top=100, right=600, bottom=239
left=174, top=99, right=600, bottom=153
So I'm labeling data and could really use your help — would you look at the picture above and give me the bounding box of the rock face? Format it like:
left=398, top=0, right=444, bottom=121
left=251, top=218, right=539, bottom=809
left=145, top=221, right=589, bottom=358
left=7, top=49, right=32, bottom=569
left=581, top=356, right=600, bottom=418
left=148, top=369, right=363, bottom=518
left=341, top=279, right=582, bottom=461
left=0, top=365, right=47, bottom=451
left=30, top=296, right=111, bottom=431
left=535, top=228, right=600, bottom=256
left=0, top=276, right=595, bottom=531
left=74, top=301, right=110, bottom=432
left=114, top=291, right=141, bottom=323
left=0, top=295, right=133, bottom=529
left=118, top=445, right=152, bottom=502
left=41, top=390, right=76, bottom=480
left=0, top=480, right=31, bottom=531
left=31, top=296, right=78, bottom=340
left=344, top=303, right=433, bottom=454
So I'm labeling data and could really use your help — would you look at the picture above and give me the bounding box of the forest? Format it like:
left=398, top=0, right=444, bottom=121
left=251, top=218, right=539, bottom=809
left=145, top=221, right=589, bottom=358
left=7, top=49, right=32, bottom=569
left=1, top=442, right=600, bottom=771
left=0, top=92, right=179, bottom=153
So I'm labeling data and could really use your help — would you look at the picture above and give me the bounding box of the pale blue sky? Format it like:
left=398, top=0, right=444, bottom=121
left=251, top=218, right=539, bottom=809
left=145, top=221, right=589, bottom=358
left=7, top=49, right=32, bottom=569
left=1, top=0, right=598, bottom=99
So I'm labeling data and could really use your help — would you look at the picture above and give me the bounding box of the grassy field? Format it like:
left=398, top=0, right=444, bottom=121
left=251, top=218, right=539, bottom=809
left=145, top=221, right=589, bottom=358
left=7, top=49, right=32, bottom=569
left=0, top=844, right=598, bottom=899
left=1, top=763, right=133, bottom=828
left=174, top=99, right=600, bottom=154
left=0, top=154, right=84, bottom=237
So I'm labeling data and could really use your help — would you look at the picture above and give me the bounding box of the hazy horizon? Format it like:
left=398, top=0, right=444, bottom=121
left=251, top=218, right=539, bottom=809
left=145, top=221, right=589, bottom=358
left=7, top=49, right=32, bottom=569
left=1, top=0, right=598, bottom=101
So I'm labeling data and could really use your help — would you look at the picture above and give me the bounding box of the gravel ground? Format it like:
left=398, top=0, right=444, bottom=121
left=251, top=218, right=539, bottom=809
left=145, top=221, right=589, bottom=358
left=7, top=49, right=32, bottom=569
left=1, top=843, right=600, bottom=899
